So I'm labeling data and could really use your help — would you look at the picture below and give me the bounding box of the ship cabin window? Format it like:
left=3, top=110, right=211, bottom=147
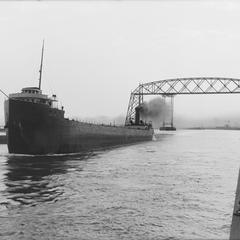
left=22, top=89, right=39, bottom=94
left=21, top=95, right=50, bottom=106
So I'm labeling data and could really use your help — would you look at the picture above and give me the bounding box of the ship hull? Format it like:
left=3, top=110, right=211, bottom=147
left=5, top=99, right=153, bottom=155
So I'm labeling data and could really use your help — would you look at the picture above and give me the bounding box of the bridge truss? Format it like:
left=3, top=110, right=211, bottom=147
left=125, top=77, right=240, bottom=125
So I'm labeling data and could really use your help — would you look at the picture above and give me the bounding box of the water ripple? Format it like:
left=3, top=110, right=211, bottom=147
left=0, top=130, right=238, bottom=239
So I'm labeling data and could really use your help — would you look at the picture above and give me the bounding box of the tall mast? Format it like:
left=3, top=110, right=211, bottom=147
left=38, top=40, right=45, bottom=90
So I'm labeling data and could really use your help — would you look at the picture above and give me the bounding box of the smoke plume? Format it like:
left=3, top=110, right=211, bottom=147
left=140, top=97, right=170, bottom=128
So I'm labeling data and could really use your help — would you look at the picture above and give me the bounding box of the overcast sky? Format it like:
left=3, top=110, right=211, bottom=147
left=1, top=0, right=240, bottom=125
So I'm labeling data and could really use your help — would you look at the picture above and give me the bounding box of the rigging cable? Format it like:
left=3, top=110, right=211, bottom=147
left=0, top=88, right=9, bottom=99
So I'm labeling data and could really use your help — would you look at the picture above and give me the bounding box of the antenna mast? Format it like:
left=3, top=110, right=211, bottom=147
left=38, top=40, right=45, bottom=90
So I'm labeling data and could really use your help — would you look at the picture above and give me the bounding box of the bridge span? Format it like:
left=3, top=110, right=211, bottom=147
left=125, top=77, right=240, bottom=127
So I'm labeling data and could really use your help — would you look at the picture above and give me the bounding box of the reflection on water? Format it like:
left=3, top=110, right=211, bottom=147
left=3, top=152, right=96, bottom=206
left=0, top=131, right=239, bottom=239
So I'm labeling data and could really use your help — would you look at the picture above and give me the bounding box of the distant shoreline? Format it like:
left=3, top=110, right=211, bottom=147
left=184, top=127, right=240, bottom=130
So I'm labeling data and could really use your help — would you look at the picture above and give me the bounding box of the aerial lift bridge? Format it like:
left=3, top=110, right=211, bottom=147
left=125, top=77, right=240, bottom=129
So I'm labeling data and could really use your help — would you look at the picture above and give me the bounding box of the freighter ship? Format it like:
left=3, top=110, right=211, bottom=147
left=4, top=43, right=153, bottom=154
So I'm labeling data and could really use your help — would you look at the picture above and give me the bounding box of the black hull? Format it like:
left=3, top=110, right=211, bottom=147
left=5, top=99, right=153, bottom=155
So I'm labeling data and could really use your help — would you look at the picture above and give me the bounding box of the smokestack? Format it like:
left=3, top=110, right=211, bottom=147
left=135, top=106, right=142, bottom=125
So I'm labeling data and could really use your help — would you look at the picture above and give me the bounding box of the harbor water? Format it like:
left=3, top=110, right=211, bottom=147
left=0, top=130, right=239, bottom=239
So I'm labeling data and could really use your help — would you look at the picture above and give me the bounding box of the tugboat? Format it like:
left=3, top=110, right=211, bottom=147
left=4, top=42, right=153, bottom=154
